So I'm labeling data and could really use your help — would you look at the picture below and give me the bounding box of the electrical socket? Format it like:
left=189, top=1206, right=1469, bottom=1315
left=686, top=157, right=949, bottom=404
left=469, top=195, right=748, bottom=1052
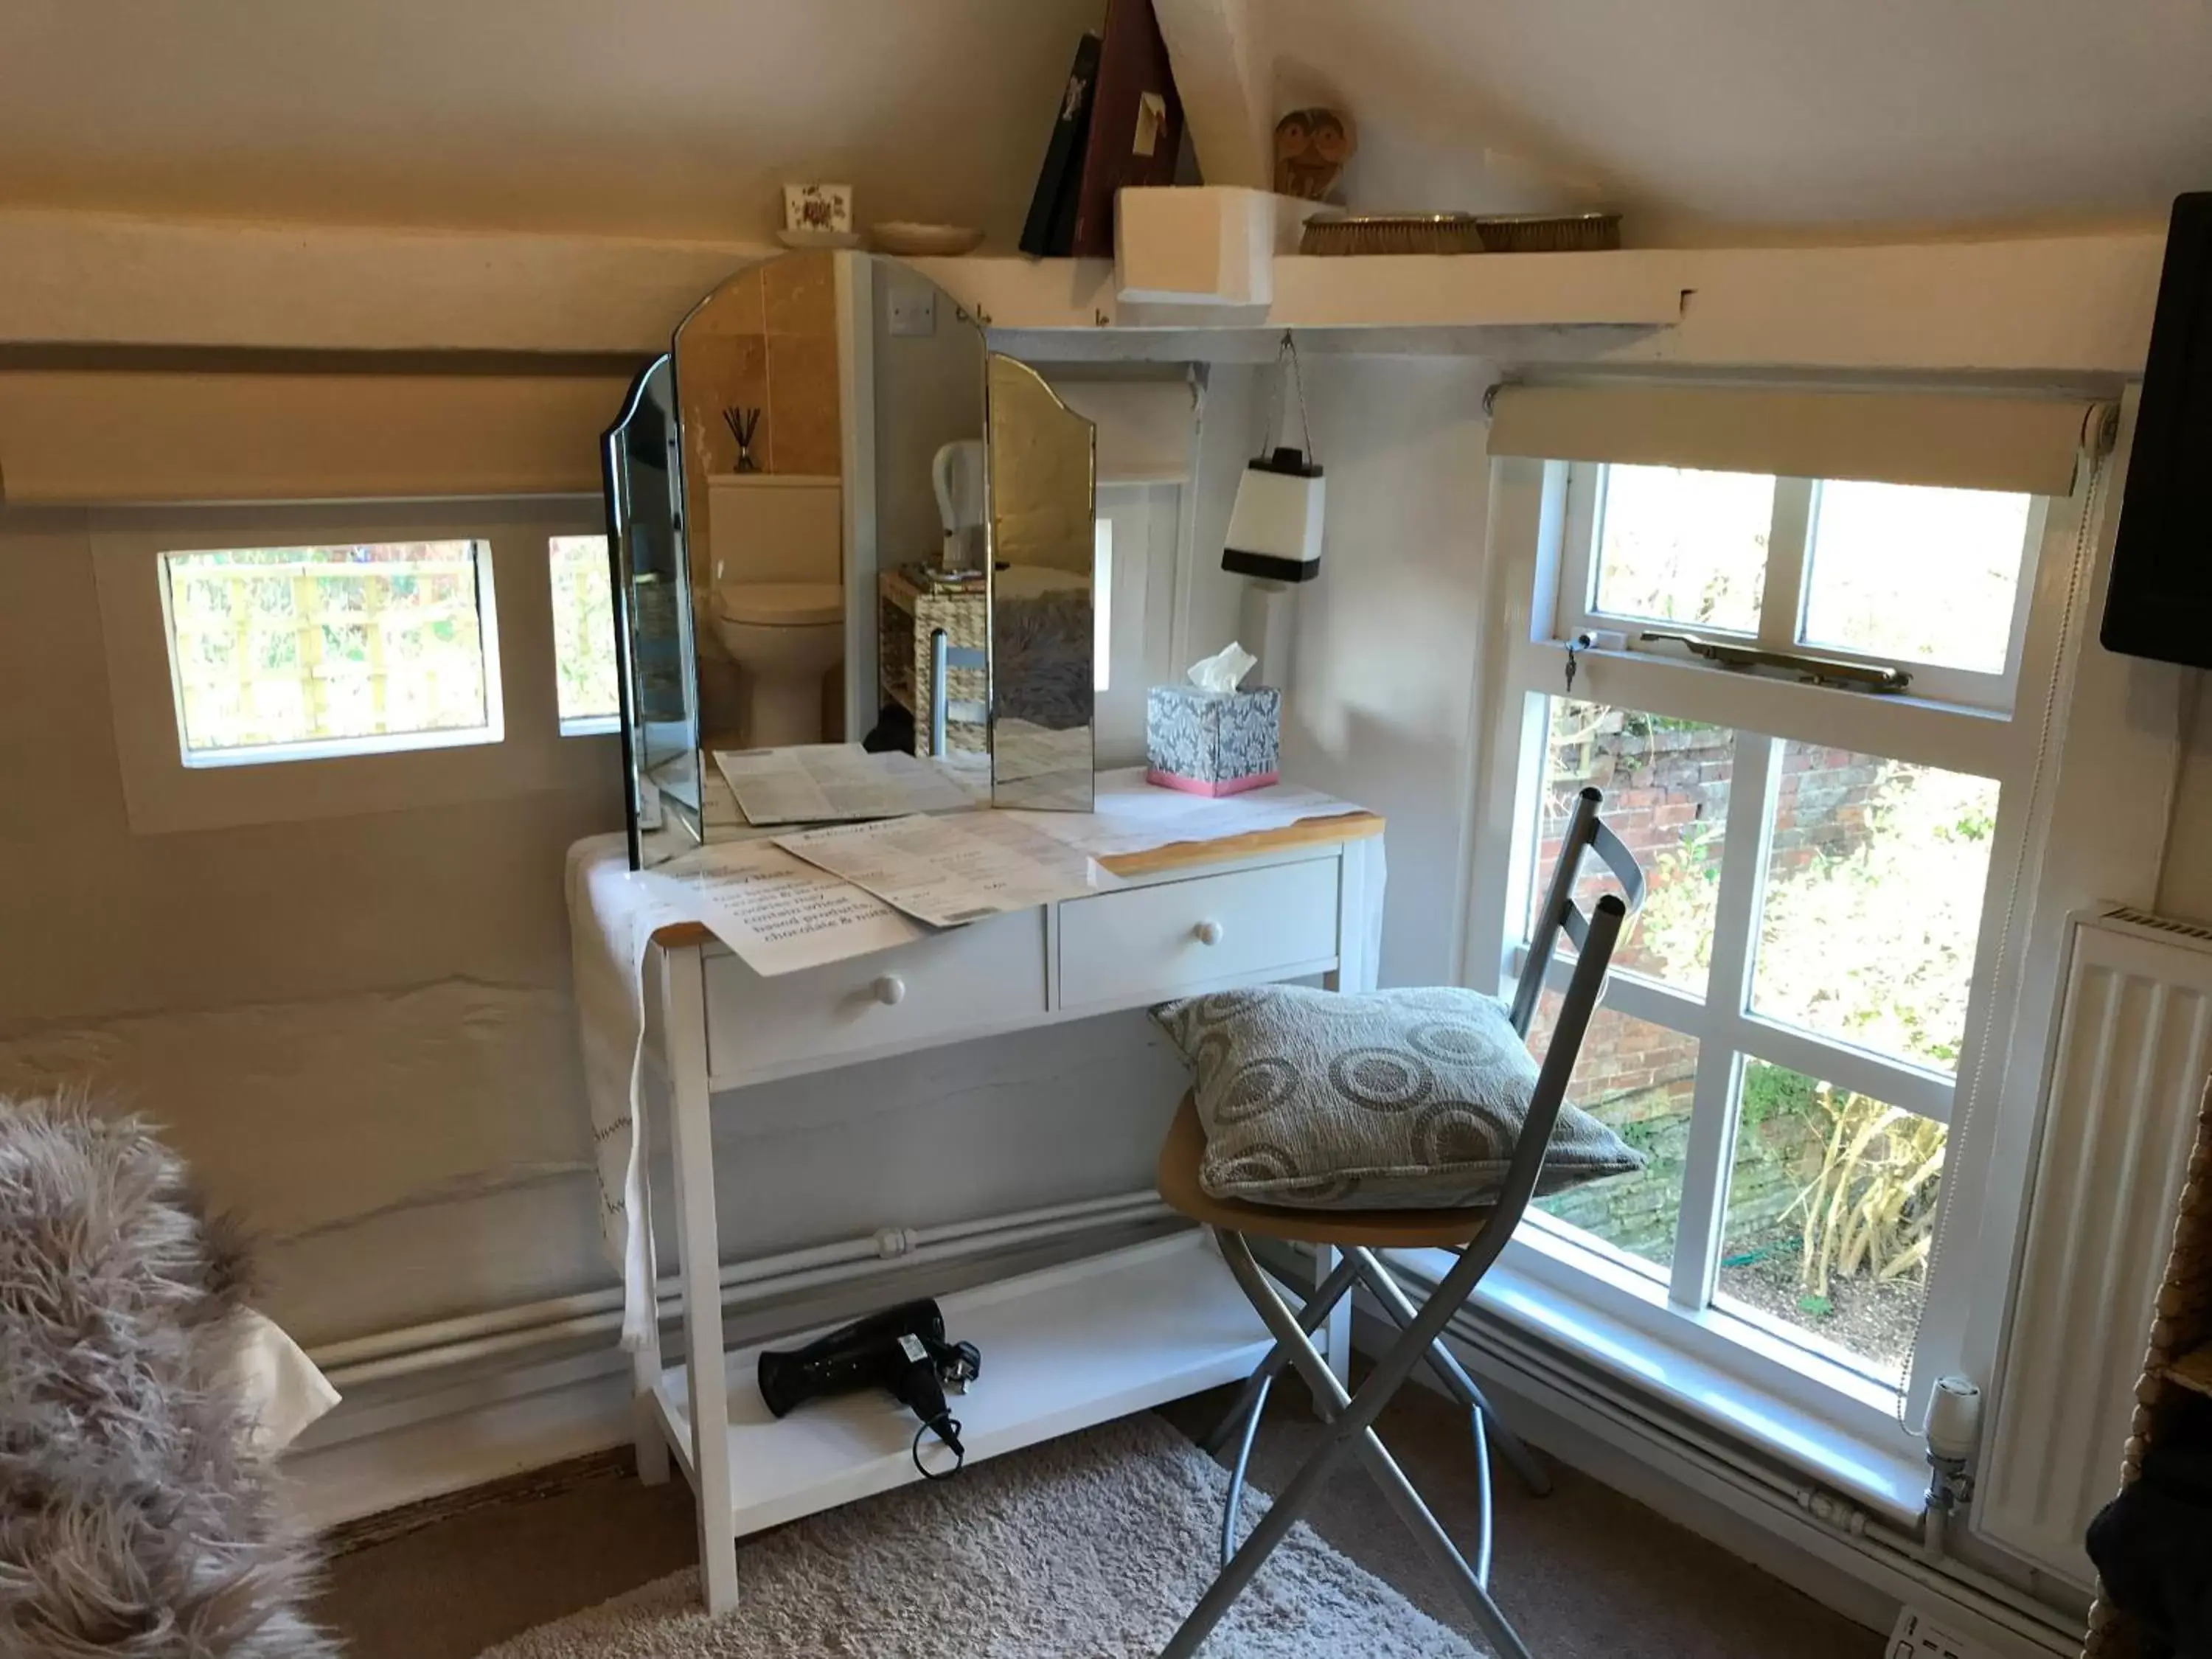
left=888, top=282, right=936, bottom=338
left=1888, top=1606, right=2003, bottom=1659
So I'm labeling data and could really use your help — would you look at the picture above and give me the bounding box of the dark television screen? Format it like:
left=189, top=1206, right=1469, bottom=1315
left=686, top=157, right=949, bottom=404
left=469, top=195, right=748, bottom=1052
left=2104, top=192, right=2212, bottom=668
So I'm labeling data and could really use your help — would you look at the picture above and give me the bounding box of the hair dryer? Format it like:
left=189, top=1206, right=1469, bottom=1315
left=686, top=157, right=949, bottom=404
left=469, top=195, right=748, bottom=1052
left=757, top=1299, right=981, bottom=1475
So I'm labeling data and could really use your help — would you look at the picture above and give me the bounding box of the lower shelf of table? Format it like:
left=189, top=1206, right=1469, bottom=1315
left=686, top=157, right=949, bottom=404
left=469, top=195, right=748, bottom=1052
left=650, top=1229, right=1274, bottom=1537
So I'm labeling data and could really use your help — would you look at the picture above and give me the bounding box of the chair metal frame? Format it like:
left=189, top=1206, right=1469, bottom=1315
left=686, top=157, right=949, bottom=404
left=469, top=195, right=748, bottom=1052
left=1161, top=786, right=1646, bottom=1659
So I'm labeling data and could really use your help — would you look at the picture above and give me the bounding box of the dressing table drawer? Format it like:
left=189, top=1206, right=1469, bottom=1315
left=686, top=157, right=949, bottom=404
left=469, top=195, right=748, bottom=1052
left=1057, top=858, right=1341, bottom=1012
left=702, top=908, right=1048, bottom=1079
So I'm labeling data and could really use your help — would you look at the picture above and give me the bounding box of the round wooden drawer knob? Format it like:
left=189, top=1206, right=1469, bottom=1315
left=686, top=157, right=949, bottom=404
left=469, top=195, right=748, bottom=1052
left=874, top=975, right=907, bottom=1006
left=1194, top=920, right=1225, bottom=947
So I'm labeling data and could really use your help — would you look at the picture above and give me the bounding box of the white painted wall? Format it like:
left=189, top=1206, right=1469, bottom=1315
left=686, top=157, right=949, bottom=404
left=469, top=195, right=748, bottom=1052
left=2156, top=692, right=2212, bottom=923
left=0, top=501, right=1192, bottom=1349
left=1273, top=355, right=1498, bottom=987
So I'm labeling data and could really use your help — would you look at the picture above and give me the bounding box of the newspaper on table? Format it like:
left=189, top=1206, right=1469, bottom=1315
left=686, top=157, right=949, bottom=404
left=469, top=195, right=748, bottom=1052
left=1004, top=766, right=1367, bottom=860
left=712, top=743, right=978, bottom=825
left=640, top=839, right=924, bottom=976
left=773, top=810, right=1118, bottom=928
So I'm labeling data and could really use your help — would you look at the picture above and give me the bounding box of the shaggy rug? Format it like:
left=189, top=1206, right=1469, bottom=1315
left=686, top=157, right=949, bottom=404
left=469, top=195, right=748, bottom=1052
left=479, top=1413, right=1481, bottom=1658
left=0, top=1093, right=332, bottom=1658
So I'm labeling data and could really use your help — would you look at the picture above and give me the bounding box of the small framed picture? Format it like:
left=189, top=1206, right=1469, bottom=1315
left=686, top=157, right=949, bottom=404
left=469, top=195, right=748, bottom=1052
left=783, top=184, right=854, bottom=234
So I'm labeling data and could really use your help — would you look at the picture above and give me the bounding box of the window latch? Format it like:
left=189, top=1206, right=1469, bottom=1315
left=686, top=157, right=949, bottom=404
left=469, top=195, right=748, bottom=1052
left=1638, top=630, right=1913, bottom=695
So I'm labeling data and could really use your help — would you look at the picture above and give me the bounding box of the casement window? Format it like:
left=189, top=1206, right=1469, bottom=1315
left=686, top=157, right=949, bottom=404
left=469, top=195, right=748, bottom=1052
left=159, top=539, right=504, bottom=766
left=1458, top=384, right=2116, bottom=1506
left=93, top=498, right=611, bottom=832
left=549, top=534, right=622, bottom=735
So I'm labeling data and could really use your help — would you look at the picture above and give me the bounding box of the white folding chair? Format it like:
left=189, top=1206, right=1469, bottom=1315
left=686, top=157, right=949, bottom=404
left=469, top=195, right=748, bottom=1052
left=1154, top=785, right=1645, bottom=1659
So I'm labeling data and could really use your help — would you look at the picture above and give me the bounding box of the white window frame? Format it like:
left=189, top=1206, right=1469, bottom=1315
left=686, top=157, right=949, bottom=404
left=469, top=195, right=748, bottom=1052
left=156, top=537, right=507, bottom=768
left=92, top=496, right=611, bottom=833
left=1461, top=454, right=2093, bottom=1506
left=1557, top=467, right=2048, bottom=714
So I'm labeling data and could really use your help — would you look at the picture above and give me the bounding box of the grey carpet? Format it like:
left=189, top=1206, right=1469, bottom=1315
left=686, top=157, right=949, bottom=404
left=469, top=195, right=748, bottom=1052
left=476, top=1414, right=1476, bottom=1658
left=314, top=1380, right=1883, bottom=1659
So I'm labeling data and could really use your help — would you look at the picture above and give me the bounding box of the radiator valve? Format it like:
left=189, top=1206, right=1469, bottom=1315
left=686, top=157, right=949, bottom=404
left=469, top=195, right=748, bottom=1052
left=1924, top=1374, right=1983, bottom=1522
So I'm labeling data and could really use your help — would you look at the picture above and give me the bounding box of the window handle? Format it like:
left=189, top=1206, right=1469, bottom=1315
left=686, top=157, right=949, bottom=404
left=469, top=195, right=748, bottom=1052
left=1636, top=630, right=1913, bottom=694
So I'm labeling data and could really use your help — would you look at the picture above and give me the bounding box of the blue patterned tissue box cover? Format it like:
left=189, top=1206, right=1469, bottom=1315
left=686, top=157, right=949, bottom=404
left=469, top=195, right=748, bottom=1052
left=1146, top=684, right=1282, bottom=797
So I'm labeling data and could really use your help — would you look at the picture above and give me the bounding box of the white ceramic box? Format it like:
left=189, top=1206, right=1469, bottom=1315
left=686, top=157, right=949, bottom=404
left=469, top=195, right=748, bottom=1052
left=1114, top=186, right=1319, bottom=306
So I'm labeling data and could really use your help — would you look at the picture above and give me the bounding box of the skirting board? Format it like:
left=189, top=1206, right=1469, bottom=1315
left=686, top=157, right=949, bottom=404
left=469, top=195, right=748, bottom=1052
left=1337, top=1297, right=2078, bottom=1659
left=284, top=1346, right=633, bottom=1533
left=283, top=1228, right=1168, bottom=1531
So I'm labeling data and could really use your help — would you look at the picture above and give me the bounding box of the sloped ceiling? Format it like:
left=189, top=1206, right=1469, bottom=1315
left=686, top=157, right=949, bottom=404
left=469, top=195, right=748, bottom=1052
left=2, top=0, right=2208, bottom=242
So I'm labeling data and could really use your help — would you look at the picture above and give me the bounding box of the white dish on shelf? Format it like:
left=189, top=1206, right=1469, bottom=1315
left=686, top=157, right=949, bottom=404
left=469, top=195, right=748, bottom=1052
left=871, top=222, right=985, bottom=257
left=776, top=227, right=861, bottom=250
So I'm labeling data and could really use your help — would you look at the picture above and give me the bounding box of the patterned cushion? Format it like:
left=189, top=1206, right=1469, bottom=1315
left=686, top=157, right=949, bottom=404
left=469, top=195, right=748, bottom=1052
left=1150, top=985, right=1641, bottom=1210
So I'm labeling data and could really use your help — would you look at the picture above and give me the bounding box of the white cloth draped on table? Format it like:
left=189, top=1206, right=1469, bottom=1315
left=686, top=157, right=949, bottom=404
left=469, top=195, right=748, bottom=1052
left=566, top=833, right=687, bottom=1352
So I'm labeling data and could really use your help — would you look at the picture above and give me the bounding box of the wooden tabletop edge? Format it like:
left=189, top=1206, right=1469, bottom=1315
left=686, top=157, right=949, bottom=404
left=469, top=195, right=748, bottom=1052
left=646, top=808, right=1384, bottom=948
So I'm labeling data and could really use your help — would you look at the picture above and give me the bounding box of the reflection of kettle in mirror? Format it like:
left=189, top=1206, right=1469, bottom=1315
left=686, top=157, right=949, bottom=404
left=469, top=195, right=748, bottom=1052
left=931, top=439, right=987, bottom=571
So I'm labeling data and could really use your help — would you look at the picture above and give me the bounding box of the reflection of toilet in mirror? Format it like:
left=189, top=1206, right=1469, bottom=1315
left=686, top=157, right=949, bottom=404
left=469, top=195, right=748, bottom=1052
left=707, top=473, right=844, bottom=745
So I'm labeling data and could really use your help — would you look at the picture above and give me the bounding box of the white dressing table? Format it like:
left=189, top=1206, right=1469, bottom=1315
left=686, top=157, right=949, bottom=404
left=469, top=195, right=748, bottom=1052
left=615, top=787, right=1385, bottom=1613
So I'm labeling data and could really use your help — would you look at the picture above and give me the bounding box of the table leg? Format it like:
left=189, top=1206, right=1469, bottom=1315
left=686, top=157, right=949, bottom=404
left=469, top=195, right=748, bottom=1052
left=660, top=944, right=738, bottom=1613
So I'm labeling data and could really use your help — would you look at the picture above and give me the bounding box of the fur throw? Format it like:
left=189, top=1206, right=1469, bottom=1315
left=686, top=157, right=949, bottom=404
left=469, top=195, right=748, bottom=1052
left=0, top=1094, right=333, bottom=1658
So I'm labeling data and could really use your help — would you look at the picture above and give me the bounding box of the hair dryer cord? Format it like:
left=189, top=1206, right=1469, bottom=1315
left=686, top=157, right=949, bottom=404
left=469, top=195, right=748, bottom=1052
left=912, top=1411, right=965, bottom=1481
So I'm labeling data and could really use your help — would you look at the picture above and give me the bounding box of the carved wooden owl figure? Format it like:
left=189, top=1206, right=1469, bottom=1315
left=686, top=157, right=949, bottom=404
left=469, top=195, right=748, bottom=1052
left=1274, top=107, right=1356, bottom=201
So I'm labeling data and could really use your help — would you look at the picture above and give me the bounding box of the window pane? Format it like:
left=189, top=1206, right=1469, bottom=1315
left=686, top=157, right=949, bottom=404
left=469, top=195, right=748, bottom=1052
left=549, top=535, right=620, bottom=725
left=1530, top=698, right=1731, bottom=992
left=1751, top=744, right=1998, bottom=1074
left=1800, top=482, right=2031, bottom=675
left=1592, top=465, right=1773, bottom=634
left=161, top=542, right=490, bottom=759
left=1717, top=1063, right=1941, bottom=1383
left=1529, top=992, right=1697, bottom=1276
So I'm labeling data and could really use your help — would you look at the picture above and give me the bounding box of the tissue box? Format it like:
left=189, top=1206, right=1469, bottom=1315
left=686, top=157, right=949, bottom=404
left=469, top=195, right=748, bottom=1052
left=1146, top=685, right=1282, bottom=797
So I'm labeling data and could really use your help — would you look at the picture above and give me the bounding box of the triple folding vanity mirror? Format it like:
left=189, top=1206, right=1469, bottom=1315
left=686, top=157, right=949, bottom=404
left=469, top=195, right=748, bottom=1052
left=602, top=251, right=1100, bottom=868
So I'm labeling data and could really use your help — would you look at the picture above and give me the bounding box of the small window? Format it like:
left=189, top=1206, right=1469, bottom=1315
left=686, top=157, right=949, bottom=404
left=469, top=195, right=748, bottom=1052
left=1591, top=464, right=1774, bottom=634
left=549, top=534, right=621, bottom=733
left=1798, top=481, right=2031, bottom=674
left=159, top=540, right=500, bottom=766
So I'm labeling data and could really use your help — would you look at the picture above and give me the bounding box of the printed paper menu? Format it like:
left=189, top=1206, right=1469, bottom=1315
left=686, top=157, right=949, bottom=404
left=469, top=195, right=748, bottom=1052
left=773, top=811, right=1116, bottom=928
left=642, top=840, right=924, bottom=975
left=712, top=744, right=977, bottom=825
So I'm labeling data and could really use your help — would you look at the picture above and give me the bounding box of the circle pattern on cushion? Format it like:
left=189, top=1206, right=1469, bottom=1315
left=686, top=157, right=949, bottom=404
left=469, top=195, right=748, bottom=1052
left=1214, top=1055, right=1301, bottom=1124
left=1326, top=1047, right=1436, bottom=1113
left=1413, top=1101, right=1503, bottom=1166
left=1408, top=1018, right=1506, bottom=1067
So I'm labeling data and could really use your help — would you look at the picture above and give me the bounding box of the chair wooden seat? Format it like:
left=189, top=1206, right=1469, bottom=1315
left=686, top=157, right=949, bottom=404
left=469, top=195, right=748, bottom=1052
left=1155, top=1093, right=1495, bottom=1250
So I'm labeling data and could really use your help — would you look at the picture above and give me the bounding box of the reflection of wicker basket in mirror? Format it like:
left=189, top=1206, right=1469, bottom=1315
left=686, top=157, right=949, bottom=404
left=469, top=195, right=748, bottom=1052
left=877, top=566, right=988, bottom=753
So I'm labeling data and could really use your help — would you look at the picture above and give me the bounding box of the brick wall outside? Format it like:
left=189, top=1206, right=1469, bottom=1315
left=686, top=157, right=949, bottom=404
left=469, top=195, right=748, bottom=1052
left=1525, top=709, right=1887, bottom=1257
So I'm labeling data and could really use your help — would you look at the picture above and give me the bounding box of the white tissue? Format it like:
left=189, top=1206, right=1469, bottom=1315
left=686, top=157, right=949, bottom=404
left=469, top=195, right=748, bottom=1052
left=1186, top=641, right=1257, bottom=694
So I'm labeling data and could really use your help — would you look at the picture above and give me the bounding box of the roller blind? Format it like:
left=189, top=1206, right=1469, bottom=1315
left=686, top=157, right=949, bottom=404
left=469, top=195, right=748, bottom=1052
left=0, top=369, right=635, bottom=504
left=1487, top=383, right=2110, bottom=496
left=1045, top=377, right=1196, bottom=484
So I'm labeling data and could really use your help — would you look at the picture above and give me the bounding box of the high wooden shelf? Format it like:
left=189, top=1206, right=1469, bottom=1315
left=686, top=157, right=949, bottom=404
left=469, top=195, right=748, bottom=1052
left=905, top=250, right=1689, bottom=340
left=1, top=205, right=2158, bottom=376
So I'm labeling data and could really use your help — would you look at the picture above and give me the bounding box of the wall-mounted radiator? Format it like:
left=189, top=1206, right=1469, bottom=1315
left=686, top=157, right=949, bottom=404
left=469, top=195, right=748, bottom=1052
left=1980, top=907, right=2212, bottom=1585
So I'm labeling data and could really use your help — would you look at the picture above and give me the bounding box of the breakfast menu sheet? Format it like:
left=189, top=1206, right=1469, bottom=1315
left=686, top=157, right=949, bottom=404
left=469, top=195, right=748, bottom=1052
left=641, top=840, right=924, bottom=975
left=712, top=743, right=978, bottom=825
left=773, top=811, right=1116, bottom=928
